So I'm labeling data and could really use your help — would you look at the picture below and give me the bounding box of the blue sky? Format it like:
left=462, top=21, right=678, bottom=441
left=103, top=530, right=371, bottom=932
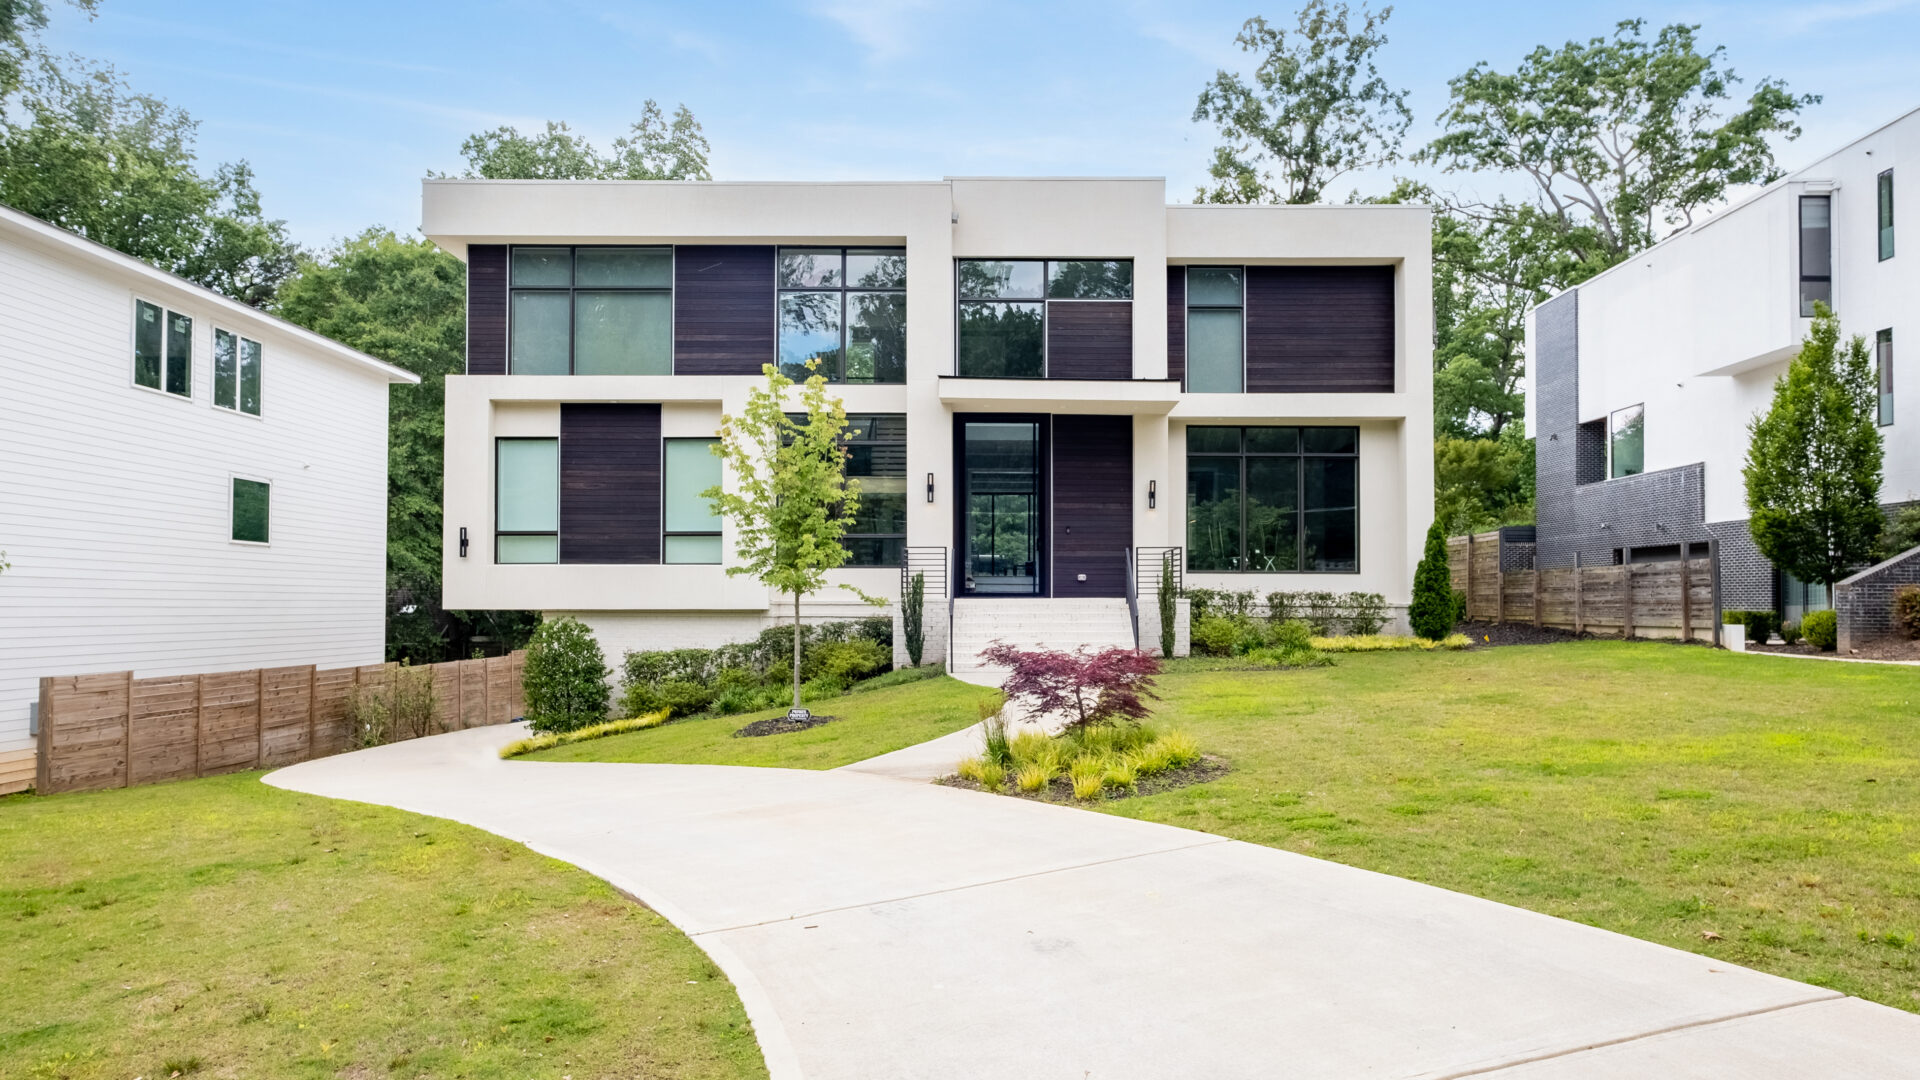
left=41, top=0, right=1920, bottom=248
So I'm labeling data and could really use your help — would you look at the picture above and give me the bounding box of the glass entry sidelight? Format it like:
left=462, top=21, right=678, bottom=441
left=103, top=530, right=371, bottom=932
left=961, top=420, right=1042, bottom=595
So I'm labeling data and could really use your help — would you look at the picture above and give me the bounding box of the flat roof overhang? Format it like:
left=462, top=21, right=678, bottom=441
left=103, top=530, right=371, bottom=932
left=937, top=377, right=1183, bottom=415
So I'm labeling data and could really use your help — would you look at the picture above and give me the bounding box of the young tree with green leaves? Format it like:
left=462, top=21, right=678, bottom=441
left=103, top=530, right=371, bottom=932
left=1192, top=0, right=1410, bottom=205
left=451, top=103, right=711, bottom=180
left=1743, top=305, right=1884, bottom=593
left=707, top=362, right=878, bottom=709
left=1407, top=520, right=1459, bottom=640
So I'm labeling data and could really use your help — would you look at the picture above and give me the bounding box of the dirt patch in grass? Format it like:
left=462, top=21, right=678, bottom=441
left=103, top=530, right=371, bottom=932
left=938, top=754, right=1231, bottom=803
left=1455, top=620, right=1722, bottom=649
left=1749, top=638, right=1920, bottom=661
left=732, top=714, right=839, bottom=738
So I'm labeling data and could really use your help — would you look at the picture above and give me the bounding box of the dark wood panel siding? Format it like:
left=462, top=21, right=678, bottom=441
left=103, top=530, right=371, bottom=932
left=1046, top=301, right=1133, bottom=380
left=1244, top=265, right=1395, bottom=393
left=1166, top=266, right=1186, bottom=386
left=467, top=245, right=507, bottom=375
left=1051, top=415, right=1131, bottom=598
left=560, top=403, right=661, bottom=564
left=674, top=245, right=775, bottom=375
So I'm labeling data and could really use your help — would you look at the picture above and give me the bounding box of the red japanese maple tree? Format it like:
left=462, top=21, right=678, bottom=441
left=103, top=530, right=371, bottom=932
left=979, top=643, right=1160, bottom=732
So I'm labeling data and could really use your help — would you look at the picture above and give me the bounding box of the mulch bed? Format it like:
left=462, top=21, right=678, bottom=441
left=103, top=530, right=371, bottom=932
left=732, top=714, right=839, bottom=738
left=1453, top=620, right=1721, bottom=649
left=938, top=754, right=1231, bottom=803
left=1748, top=639, right=1920, bottom=661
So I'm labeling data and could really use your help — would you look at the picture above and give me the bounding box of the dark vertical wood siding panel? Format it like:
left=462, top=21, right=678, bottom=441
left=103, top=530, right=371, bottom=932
left=1045, top=301, right=1133, bottom=380
left=1051, top=415, right=1132, bottom=598
left=1244, top=265, right=1395, bottom=393
left=674, top=245, right=776, bottom=375
left=1166, top=266, right=1186, bottom=386
left=560, top=403, right=661, bottom=564
left=467, top=245, right=507, bottom=375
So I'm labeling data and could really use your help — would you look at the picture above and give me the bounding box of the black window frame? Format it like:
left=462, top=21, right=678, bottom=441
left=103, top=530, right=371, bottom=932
left=775, top=246, right=907, bottom=385
left=1799, top=194, right=1832, bottom=317
left=1876, top=328, right=1894, bottom=427
left=954, top=258, right=1134, bottom=379
left=133, top=297, right=193, bottom=400
left=507, top=245, right=674, bottom=376
left=1185, top=424, right=1360, bottom=575
left=1183, top=265, right=1246, bottom=393
left=1879, top=169, right=1895, bottom=262
left=494, top=435, right=560, bottom=564
left=662, top=436, right=723, bottom=565
left=783, top=411, right=908, bottom=567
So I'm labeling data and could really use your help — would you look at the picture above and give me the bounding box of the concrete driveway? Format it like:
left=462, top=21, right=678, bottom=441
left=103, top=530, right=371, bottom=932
left=266, top=725, right=1920, bottom=1079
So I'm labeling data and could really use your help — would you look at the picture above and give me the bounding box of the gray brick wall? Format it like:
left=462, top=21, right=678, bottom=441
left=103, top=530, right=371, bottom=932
left=1836, top=546, right=1920, bottom=651
left=1706, top=521, right=1777, bottom=613
left=1534, top=291, right=1581, bottom=569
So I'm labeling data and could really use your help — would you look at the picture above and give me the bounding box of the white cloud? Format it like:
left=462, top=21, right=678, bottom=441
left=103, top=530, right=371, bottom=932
left=809, top=0, right=934, bottom=64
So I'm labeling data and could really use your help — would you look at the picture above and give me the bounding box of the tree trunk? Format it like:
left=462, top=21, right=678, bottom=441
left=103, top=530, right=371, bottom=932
left=792, top=589, right=803, bottom=710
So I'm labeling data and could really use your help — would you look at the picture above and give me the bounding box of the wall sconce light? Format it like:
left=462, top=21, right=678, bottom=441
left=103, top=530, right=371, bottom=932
left=459, top=526, right=469, bottom=558
left=926, top=473, right=936, bottom=503
left=1148, top=480, right=1157, bottom=509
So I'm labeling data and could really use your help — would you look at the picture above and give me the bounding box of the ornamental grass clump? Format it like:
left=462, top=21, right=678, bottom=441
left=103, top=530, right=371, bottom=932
left=1068, top=756, right=1106, bottom=800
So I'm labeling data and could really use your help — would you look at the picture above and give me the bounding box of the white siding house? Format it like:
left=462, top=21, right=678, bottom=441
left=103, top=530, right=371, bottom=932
left=0, top=206, right=418, bottom=792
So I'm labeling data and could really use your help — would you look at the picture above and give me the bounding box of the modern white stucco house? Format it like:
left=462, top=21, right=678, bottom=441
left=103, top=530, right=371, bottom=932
left=0, top=205, right=419, bottom=793
left=428, top=177, right=1433, bottom=668
left=1526, top=107, right=1916, bottom=623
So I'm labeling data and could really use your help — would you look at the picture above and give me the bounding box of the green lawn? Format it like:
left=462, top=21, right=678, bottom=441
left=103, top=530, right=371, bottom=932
left=526, top=675, right=1000, bottom=769
left=0, top=773, right=767, bottom=1080
left=1110, top=643, right=1920, bottom=1012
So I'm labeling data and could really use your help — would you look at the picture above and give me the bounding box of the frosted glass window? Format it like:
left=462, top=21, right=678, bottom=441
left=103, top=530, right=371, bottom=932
left=509, top=246, right=673, bottom=375
left=496, top=438, right=558, bottom=563
left=664, top=438, right=721, bottom=564
left=1188, top=309, right=1243, bottom=393
left=574, top=291, right=671, bottom=375
left=574, top=247, right=670, bottom=288
left=509, top=292, right=571, bottom=375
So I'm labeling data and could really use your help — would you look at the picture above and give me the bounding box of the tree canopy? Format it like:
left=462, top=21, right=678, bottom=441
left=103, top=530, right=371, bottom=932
left=452, top=103, right=712, bottom=181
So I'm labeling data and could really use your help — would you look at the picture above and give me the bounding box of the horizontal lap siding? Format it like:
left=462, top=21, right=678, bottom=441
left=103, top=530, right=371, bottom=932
left=560, top=403, right=662, bottom=564
left=1046, top=301, right=1132, bottom=380
left=467, top=245, right=507, bottom=375
left=1167, top=267, right=1186, bottom=386
left=1245, top=266, right=1394, bottom=393
left=674, top=245, right=775, bottom=375
left=1052, top=415, right=1132, bottom=598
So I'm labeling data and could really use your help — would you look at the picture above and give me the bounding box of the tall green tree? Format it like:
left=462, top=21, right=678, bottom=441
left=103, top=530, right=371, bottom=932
left=1743, top=305, right=1883, bottom=592
left=0, top=56, right=300, bottom=306
left=452, top=102, right=711, bottom=180
left=1193, top=1, right=1410, bottom=204
left=707, top=362, right=876, bottom=709
left=0, top=0, right=92, bottom=97
left=274, top=229, right=535, bottom=661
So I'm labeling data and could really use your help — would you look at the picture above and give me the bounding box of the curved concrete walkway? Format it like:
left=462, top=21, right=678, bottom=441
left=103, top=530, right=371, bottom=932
left=266, top=725, right=1920, bottom=1080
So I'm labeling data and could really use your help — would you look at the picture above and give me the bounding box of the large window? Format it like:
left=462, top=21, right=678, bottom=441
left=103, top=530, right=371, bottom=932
left=1185, top=267, right=1244, bottom=393
left=664, top=438, right=722, bottom=564
left=134, top=299, right=192, bottom=398
left=496, top=437, right=558, bottom=563
left=509, top=246, right=672, bottom=375
left=1186, top=426, right=1357, bottom=573
left=1879, top=169, right=1895, bottom=262
left=784, top=412, right=907, bottom=566
left=777, top=248, right=906, bottom=383
left=1877, top=329, right=1894, bottom=427
left=956, top=259, right=1132, bottom=378
left=213, top=328, right=263, bottom=416
left=1800, top=194, right=1832, bottom=316
left=1609, top=403, right=1644, bottom=479
left=231, top=478, right=270, bottom=544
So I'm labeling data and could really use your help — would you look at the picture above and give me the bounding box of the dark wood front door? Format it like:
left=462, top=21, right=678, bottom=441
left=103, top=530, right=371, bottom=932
left=1051, top=415, right=1132, bottom=598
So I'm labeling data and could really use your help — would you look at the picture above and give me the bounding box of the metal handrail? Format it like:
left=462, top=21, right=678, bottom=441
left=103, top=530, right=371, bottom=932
left=1124, top=547, right=1140, bottom=650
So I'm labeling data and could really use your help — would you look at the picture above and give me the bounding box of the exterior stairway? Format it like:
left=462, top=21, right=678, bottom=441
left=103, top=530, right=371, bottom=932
left=949, top=598, right=1138, bottom=676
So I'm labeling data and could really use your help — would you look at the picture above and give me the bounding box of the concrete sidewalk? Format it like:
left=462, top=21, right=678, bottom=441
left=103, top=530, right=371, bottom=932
left=266, top=725, right=1920, bottom=1080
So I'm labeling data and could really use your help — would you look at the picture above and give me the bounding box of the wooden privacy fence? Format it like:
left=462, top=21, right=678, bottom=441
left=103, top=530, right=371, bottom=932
left=1448, top=531, right=1722, bottom=644
left=35, top=652, right=525, bottom=795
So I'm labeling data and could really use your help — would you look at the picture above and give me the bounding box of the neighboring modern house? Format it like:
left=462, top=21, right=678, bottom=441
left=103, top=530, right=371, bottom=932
left=1526, top=107, right=1917, bottom=625
left=428, top=178, right=1433, bottom=669
left=0, top=205, right=419, bottom=794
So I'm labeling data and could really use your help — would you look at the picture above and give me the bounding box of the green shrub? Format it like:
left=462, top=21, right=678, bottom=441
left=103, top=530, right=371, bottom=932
left=904, top=571, right=926, bottom=666
left=806, top=639, right=891, bottom=681
left=1894, top=585, right=1920, bottom=639
left=1781, top=620, right=1801, bottom=644
left=800, top=674, right=849, bottom=702
left=1267, top=618, right=1314, bottom=652
left=1408, top=521, right=1458, bottom=640
left=1157, top=557, right=1177, bottom=658
left=1192, top=615, right=1241, bottom=657
left=1724, top=609, right=1778, bottom=644
left=847, top=663, right=944, bottom=694
left=1803, top=609, right=1838, bottom=651
left=710, top=683, right=769, bottom=716
left=523, top=617, right=610, bottom=733
left=1188, top=587, right=1257, bottom=622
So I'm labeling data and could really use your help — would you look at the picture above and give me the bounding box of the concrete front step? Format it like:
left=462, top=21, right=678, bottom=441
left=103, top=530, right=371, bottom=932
left=949, top=597, right=1139, bottom=671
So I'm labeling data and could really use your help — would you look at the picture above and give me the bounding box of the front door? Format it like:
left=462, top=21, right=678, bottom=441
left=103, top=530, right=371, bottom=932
left=1051, top=415, right=1132, bottom=597
left=960, top=419, right=1042, bottom=595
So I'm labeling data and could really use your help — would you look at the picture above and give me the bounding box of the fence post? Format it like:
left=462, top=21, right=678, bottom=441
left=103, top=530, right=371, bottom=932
left=193, top=673, right=205, bottom=778
left=121, top=670, right=134, bottom=788
left=35, top=677, right=53, bottom=793
left=1532, top=565, right=1543, bottom=628
left=1495, top=554, right=1505, bottom=625
left=254, top=667, right=266, bottom=767
left=1623, top=547, right=1635, bottom=640
left=1709, top=538, right=1723, bottom=648
left=305, top=666, right=317, bottom=761
left=1680, top=552, right=1694, bottom=642
left=1464, top=533, right=1475, bottom=620
left=1573, top=552, right=1585, bottom=635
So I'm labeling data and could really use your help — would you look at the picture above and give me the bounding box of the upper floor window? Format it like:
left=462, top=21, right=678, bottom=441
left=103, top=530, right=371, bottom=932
left=956, top=259, right=1132, bottom=378
left=496, top=437, right=559, bottom=563
left=1876, top=328, right=1894, bottom=427
left=1879, top=169, right=1895, bottom=261
left=509, top=246, right=672, bottom=375
left=213, top=329, right=263, bottom=416
left=663, top=438, right=723, bottom=564
left=777, top=248, right=906, bottom=383
left=1186, top=425, right=1357, bottom=574
left=231, top=477, right=270, bottom=544
left=1186, top=267, right=1244, bottom=393
left=1799, top=194, right=1831, bottom=316
left=1609, top=404, right=1644, bottom=479
left=134, top=299, right=192, bottom=398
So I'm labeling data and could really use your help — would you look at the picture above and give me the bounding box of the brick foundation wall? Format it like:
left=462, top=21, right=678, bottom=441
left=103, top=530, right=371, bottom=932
left=1835, top=545, right=1920, bottom=651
